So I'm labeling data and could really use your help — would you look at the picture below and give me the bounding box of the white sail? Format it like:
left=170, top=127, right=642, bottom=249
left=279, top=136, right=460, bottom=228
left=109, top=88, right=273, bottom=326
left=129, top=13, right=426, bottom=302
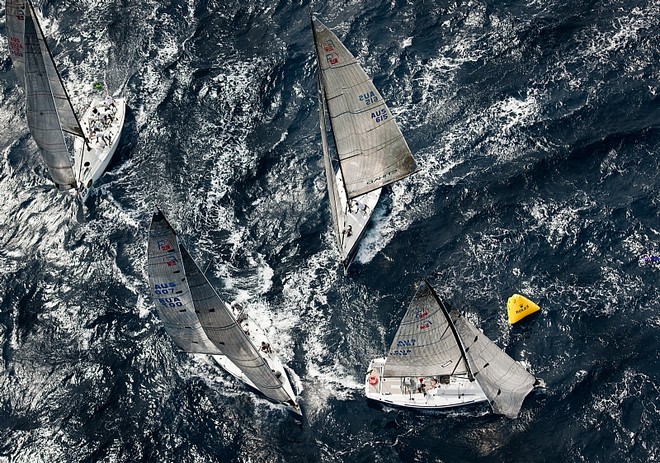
left=180, top=245, right=297, bottom=405
left=454, top=313, right=537, bottom=418
left=6, top=0, right=26, bottom=86
left=147, top=210, right=223, bottom=354
left=148, top=210, right=300, bottom=414
left=312, top=17, right=417, bottom=199
left=23, top=2, right=77, bottom=190
left=382, top=282, right=470, bottom=378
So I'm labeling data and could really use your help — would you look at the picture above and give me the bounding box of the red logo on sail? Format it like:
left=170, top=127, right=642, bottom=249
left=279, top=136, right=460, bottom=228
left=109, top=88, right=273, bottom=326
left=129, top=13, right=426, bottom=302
left=326, top=53, right=339, bottom=65
left=323, top=40, right=335, bottom=52
left=158, top=240, right=173, bottom=252
left=9, top=37, right=23, bottom=57
left=163, top=255, right=178, bottom=267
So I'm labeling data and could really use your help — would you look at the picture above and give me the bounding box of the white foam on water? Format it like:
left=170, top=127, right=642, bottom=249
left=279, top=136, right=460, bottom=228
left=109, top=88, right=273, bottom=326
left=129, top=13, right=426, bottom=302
left=583, top=368, right=659, bottom=459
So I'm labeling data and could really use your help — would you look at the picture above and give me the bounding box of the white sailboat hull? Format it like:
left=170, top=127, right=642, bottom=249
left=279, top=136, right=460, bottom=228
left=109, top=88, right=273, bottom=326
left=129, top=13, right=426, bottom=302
left=336, top=170, right=381, bottom=269
left=73, top=97, right=126, bottom=202
left=365, top=358, right=489, bottom=410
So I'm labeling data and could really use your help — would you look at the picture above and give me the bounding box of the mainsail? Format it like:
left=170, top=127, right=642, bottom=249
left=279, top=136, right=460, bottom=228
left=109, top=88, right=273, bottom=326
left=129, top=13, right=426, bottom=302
left=312, top=17, right=417, bottom=199
left=454, top=313, right=536, bottom=418
left=147, top=211, right=223, bottom=354
left=23, top=1, right=85, bottom=190
left=383, top=282, right=470, bottom=378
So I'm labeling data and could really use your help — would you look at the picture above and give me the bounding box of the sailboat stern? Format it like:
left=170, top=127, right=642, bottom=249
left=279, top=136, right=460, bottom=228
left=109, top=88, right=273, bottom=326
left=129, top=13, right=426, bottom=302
left=365, top=358, right=386, bottom=399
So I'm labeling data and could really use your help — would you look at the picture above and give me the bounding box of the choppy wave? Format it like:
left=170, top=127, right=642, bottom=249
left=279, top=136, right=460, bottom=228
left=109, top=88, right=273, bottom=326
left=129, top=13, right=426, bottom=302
left=1, top=0, right=660, bottom=462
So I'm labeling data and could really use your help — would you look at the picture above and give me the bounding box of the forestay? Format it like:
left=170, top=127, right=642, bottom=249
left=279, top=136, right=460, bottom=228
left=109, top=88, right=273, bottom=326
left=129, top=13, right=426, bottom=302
left=181, top=245, right=294, bottom=404
left=147, top=211, right=223, bottom=354
left=312, top=17, right=417, bottom=199
left=383, top=282, right=470, bottom=378
left=454, top=314, right=536, bottom=418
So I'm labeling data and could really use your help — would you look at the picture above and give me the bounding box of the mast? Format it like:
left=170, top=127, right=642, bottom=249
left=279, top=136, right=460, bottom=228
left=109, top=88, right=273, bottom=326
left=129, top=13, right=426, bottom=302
left=311, top=16, right=352, bottom=203
left=425, top=280, right=475, bottom=381
left=316, top=70, right=344, bottom=248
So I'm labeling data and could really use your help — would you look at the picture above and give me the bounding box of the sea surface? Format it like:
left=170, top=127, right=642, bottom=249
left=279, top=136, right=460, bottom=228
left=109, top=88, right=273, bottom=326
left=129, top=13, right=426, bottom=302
left=0, top=0, right=659, bottom=462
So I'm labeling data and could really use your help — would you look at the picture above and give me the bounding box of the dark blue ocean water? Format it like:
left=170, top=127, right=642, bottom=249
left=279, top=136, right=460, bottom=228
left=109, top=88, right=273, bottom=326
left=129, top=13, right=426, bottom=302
left=0, top=0, right=659, bottom=461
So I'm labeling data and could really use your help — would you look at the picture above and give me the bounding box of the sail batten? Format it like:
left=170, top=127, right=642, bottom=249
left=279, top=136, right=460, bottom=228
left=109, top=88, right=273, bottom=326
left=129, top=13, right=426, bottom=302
left=23, top=2, right=77, bottom=189
left=147, top=211, right=223, bottom=354
left=312, top=17, right=417, bottom=199
left=180, top=244, right=295, bottom=405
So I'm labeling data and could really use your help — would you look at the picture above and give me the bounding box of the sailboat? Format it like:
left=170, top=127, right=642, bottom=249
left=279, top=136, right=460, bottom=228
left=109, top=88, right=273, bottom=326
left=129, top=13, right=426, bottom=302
left=6, top=0, right=126, bottom=202
left=147, top=209, right=302, bottom=417
left=365, top=281, right=538, bottom=418
left=311, top=16, right=417, bottom=269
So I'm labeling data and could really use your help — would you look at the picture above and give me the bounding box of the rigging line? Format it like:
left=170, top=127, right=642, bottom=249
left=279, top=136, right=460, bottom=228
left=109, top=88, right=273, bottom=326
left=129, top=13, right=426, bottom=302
left=425, top=280, right=476, bottom=382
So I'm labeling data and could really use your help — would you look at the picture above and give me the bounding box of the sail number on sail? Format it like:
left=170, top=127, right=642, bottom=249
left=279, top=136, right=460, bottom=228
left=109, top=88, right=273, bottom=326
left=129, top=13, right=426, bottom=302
left=371, top=108, right=388, bottom=123
left=158, top=297, right=183, bottom=308
left=359, top=91, right=378, bottom=105
left=391, top=338, right=417, bottom=356
left=153, top=282, right=177, bottom=295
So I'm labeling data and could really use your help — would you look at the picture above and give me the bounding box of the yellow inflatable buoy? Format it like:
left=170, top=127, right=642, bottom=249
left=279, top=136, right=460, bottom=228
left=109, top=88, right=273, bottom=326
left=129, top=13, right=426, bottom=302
left=507, top=294, right=540, bottom=324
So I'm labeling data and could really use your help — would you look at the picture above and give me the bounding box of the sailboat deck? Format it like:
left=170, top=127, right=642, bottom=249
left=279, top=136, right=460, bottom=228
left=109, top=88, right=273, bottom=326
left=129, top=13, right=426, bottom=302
left=365, top=358, right=489, bottom=410
left=73, top=97, right=126, bottom=200
left=336, top=171, right=381, bottom=268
